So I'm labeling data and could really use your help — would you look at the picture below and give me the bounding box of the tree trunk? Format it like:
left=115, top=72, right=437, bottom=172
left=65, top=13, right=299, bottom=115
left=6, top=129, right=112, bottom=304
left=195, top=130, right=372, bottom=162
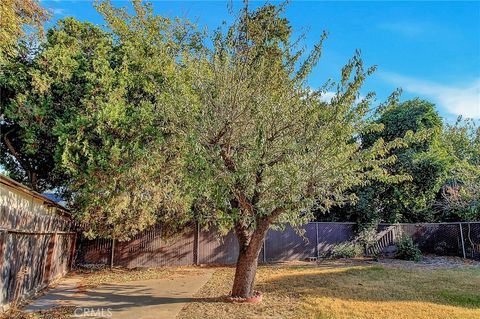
left=231, top=222, right=268, bottom=298
left=30, top=172, right=38, bottom=192
left=231, top=243, right=262, bottom=298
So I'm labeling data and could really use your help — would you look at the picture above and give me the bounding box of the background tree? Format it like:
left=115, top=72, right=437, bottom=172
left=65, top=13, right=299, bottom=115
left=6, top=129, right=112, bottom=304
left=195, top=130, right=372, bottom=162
left=323, top=98, right=452, bottom=224
left=188, top=4, right=407, bottom=298
left=0, top=0, right=49, bottom=62
left=0, top=18, right=109, bottom=192
left=436, top=118, right=480, bottom=221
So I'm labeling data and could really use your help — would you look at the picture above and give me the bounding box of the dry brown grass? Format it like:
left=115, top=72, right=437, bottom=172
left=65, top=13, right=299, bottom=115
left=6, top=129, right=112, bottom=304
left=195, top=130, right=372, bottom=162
left=0, top=306, right=75, bottom=319
left=179, top=263, right=480, bottom=319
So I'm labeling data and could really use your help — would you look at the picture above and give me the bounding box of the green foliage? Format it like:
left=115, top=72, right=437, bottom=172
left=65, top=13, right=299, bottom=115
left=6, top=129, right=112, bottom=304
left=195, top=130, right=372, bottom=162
left=0, top=0, right=49, bottom=62
left=356, top=222, right=379, bottom=251
left=436, top=118, right=480, bottom=221
left=1, top=1, right=201, bottom=239
left=330, top=242, right=363, bottom=259
left=324, top=98, right=452, bottom=224
left=396, top=235, right=421, bottom=262
left=58, top=1, right=200, bottom=240
left=0, top=18, right=106, bottom=191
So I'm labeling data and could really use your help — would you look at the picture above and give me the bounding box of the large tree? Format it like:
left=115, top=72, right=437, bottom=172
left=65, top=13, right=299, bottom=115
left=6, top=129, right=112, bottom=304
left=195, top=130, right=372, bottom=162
left=0, top=18, right=110, bottom=191
left=188, top=4, right=406, bottom=298
left=58, top=0, right=200, bottom=239
left=324, top=98, right=452, bottom=224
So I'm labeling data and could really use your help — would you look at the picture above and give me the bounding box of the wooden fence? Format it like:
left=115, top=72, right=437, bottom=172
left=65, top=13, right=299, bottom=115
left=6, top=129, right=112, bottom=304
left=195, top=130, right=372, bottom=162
left=76, top=222, right=480, bottom=268
left=0, top=206, right=75, bottom=310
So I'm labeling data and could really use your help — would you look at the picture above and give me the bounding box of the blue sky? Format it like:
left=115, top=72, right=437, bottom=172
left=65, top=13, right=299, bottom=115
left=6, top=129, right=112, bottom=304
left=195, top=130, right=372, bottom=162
left=42, top=0, right=480, bottom=121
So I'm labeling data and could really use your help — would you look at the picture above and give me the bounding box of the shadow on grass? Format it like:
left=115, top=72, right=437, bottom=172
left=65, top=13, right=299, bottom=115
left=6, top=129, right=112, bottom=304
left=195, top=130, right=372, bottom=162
left=259, top=265, right=480, bottom=309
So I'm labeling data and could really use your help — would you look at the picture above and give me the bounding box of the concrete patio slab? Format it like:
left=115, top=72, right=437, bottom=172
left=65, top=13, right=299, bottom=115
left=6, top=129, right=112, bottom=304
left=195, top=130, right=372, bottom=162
left=25, top=269, right=214, bottom=319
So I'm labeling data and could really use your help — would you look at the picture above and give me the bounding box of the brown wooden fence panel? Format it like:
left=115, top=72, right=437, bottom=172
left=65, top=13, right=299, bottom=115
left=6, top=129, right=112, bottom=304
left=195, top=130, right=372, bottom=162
left=0, top=201, right=74, bottom=309
left=115, top=226, right=195, bottom=268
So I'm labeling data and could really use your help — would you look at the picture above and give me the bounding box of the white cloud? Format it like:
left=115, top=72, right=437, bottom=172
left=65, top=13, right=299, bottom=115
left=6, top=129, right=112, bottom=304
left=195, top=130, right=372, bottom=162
left=381, top=72, right=480, bottom=119
left=51, top=8, right=66, bottom=15
left=319, top=91, right=366, bottom=104
left=379, top=21, right=430, bottom=37
left=319, top=91, right=337, bottom=103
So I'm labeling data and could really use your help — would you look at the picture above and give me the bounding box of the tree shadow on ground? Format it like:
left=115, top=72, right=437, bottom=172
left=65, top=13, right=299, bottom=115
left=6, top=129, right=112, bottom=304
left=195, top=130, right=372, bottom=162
left=26, top=282, right=223, bottom=313
left=259, top=265, right=480, bottom=309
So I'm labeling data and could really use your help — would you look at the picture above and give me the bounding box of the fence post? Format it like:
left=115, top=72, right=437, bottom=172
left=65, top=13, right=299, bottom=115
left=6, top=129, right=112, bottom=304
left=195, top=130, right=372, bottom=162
left=110, top=238, right=115, bottom=269
left=315, top=223, right=319, bottom=258
left=69, top=233, right=77, bottom=269
left=194, top=222, right=200, bottom=266
left=0, top=229, right=7, bottom=306
left=459, top=223, right=466, bottom=259
left=0, top=229, right=6, bottom=270
left=43, top=232, right=57, bottom=284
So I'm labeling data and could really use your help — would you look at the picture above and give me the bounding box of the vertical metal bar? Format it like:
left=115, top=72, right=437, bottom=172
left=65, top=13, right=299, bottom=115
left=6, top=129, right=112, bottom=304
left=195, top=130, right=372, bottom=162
left=459, top=222, right=466, bottom=259
left=110, top=238, right=115, bottom=269
left=315, top=222, right=319, bottom=257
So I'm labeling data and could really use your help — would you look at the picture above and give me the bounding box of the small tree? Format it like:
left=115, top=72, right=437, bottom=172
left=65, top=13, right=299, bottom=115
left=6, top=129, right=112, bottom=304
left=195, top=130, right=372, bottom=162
left=188, top=3, right=406, bottom=298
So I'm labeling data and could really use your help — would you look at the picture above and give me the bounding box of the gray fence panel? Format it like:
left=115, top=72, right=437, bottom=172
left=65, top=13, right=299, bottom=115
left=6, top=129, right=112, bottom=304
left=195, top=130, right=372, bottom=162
left=265, top=224, right=317, bottom=261
left=75, top=222, right=480, bottom=269
left=198, top=228, right=239, bottom=265
left=316, top=223, right=356, bottom=255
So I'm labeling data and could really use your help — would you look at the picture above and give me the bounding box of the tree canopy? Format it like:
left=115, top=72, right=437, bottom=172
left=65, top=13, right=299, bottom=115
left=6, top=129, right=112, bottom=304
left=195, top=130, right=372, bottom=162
left=186, top=3, right=407, bottom=297
left=0, top=0, right=49, bottom=62
left=57, top=1, right=201, bottom=239
left=437, top=119, right=480, bottom=221
left=327, top=99, right=452, bottom=223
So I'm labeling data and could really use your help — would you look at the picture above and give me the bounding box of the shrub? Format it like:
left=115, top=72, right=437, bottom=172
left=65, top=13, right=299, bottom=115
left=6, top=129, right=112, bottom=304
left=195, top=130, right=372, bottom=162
left=434, top=241, right=450, bottom=255
left=330, top=242, right=363, bottom=259
left=396, top=235, right=422, bottom=261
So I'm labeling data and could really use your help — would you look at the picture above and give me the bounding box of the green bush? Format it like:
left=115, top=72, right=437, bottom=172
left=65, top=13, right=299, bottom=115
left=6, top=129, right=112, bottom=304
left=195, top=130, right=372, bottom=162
left=330, top=242, right=363, bottom=259
left=396, top=235, right=422, bottom=262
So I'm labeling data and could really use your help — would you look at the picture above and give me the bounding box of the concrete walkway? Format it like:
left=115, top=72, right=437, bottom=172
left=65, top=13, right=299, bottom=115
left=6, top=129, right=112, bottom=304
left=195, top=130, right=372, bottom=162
left=25, top=269, right=214, bottom=319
